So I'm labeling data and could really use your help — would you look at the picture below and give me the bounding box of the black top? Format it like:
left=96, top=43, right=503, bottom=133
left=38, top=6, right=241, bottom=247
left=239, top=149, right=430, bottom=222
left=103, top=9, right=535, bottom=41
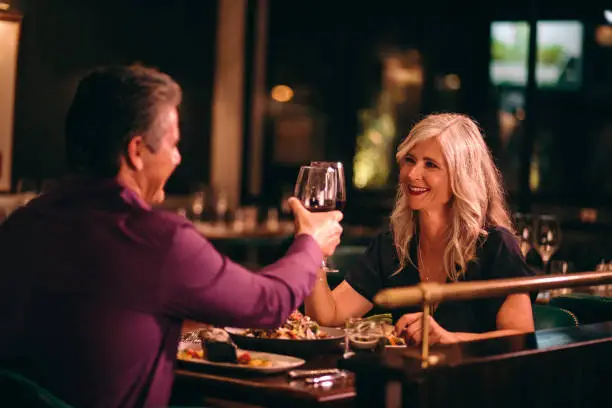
left=345, top=226, right=536, bottom=333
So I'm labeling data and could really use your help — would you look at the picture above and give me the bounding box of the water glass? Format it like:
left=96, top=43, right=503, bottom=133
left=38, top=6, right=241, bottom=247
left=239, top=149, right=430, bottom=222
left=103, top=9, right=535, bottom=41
left=265, top=208, right=280, bottom=231
left=214, top=190, right=229, bottom=225
left=533, top=214, right=561, bottom=272
left=344, top=318, right=384, bottom=357
left=232, top=208, right=245, bottom=232
left=242, top=206, right=258, bottom=231
left=513, top=212, right=533, bottom=258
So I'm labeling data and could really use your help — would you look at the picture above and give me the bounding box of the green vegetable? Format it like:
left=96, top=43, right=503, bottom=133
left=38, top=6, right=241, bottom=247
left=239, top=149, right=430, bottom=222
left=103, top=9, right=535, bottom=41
left=364, top=313, right=393, bottom=325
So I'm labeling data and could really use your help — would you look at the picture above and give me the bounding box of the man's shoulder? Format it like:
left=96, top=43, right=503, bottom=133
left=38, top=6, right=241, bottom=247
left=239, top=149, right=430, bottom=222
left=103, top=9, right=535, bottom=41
left=127, top=208, right=195, bottom=244
left=142, top=209, right=192, bottom=227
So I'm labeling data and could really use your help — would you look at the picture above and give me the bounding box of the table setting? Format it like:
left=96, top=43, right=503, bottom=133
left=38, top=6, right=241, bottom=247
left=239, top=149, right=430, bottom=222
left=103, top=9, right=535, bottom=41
left=173, top=311, right=411, bottom=407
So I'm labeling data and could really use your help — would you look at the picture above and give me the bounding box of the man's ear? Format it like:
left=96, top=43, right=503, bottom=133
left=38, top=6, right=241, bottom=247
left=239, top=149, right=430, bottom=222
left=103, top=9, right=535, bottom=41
left=125, top=136, right=145, bottom=171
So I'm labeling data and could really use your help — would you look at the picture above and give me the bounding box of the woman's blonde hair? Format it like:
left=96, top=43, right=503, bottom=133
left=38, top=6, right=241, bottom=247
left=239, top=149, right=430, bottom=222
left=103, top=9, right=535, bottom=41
left=390, top=113, right=513, bottom=281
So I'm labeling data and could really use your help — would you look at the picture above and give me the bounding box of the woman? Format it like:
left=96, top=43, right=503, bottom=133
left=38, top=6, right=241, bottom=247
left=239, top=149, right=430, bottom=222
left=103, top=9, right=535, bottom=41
left=305, top=113, right=535, bottom=345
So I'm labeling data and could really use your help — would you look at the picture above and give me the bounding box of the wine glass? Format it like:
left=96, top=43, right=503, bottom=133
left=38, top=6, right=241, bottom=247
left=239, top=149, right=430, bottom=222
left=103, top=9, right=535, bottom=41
left=344, top=317, right=384, bottom=357
left=213, top=189, right=229, bottom=226
left=310, top=161, right=346, bottom=211
left=190, top=184, right=207, bottom=221
left=533, top=214, right=561, bottom=273
left=513, top=212, right=533, bottom=258
left=294, top=165, right=338, bottom=273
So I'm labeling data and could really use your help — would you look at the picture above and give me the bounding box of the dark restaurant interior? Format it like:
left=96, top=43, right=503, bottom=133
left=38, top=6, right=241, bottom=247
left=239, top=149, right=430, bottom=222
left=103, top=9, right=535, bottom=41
left=1, top=0, right=611, bottom=407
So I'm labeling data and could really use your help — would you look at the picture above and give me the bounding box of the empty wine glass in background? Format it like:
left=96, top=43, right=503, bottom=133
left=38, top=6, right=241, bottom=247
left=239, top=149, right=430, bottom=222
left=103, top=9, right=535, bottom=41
left=294, top=165, right=338, bottom=273
left=513, top=212, right=533, bottom=258
left=265, top=208, right=280, bottom=231
left=533, top=214, right=561, bottom=274
left=190, top=184, right=207, bottom=221
left=213, top=189, right=229, bottom=226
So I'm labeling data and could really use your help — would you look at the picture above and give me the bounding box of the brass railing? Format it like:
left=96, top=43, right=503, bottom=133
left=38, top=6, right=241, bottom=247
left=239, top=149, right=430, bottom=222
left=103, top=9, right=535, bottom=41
left=373, top=270, right=612, bottom=368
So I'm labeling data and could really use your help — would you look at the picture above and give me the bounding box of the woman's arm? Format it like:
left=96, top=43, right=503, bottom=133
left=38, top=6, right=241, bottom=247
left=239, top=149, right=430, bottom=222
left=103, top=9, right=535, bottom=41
left=451, top=228, right=536, bottom=342
left=397, top=293, right=534, bottom=345
left=306, top=231, right=395, bottom=326
left=452, top=293, right=534, bottom=342
left=304, top=275, right=373, bottom=327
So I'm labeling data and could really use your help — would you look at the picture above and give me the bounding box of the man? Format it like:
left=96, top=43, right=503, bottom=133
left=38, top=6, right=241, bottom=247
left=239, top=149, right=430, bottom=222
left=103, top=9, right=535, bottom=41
left=0, top=65, right=343, bottom=407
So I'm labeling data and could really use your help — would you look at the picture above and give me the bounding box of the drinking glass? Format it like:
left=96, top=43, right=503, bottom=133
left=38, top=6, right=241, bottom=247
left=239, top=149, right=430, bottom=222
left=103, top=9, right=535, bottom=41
left=513, top=212, right=533, bottom=258
left=310, top=162, right=346, bottom=211
left=190, top=185, right=206, bottom=221
left=294, top=166, right=338, bottom=273
left=344, top=318, right=385, bottom=358
left=214, top=190, right=229, bottom=226
left=533, top=214, right=561, bottom=273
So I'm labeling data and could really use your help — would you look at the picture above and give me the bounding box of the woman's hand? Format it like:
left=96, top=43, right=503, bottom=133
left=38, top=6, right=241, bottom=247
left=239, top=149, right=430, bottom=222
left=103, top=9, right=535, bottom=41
left=394, top=312, right=458, bottom=346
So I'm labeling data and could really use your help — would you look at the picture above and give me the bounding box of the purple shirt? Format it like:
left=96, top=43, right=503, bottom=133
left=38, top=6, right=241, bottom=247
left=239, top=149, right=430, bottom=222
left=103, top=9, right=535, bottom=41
left=0, top=178, right=322, bottom=407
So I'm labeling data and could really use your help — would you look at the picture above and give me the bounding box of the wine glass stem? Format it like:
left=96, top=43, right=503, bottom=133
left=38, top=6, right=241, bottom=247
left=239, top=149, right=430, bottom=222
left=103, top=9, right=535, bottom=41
left=321, top=259, right=338, bottom=273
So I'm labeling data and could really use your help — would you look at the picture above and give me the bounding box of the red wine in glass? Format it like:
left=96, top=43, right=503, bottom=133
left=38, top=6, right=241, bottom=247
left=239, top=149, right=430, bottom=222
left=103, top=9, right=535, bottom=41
left=306, top=199, right=337, bottom=212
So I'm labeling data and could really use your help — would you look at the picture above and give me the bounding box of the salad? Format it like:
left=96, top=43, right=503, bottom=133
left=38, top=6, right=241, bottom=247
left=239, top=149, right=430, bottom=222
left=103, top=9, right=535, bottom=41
left=240, top=311, right=328, bottom=340
left=364, top=314, right=407, bottom=346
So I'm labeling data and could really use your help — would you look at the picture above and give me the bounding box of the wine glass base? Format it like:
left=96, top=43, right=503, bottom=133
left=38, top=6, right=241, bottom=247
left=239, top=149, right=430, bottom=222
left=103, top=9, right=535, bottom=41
left=321, top=260, right=338, bottom=273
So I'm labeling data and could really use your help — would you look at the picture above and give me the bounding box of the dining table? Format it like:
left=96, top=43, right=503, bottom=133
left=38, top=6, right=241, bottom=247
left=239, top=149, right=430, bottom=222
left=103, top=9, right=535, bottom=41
left=171, top=322, right=358, bottom=408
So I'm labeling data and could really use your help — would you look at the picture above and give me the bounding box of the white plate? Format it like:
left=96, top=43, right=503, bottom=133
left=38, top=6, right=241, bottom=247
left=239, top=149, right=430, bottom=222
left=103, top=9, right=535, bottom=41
left=177, top=342, right=306, bottom=374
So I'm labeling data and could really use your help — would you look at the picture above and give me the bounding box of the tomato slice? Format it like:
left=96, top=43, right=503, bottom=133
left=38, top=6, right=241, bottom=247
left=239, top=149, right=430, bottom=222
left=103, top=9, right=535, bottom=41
left=237, top=352, right=252, bottom=364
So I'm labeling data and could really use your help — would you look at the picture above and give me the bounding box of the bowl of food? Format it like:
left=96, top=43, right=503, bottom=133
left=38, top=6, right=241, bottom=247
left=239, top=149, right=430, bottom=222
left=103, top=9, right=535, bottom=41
left=348, top=333, right=381, bottom=350
left=225, top=311, right=344, bottom=357
left=362, top=314, right=407, bottom=347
